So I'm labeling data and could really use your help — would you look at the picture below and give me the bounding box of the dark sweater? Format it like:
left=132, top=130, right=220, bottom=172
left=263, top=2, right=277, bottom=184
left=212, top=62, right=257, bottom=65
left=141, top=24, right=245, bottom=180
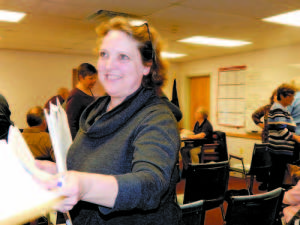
left=65, top=88, right=95, bottom=140
left=67, top=87, right=181, bottom=225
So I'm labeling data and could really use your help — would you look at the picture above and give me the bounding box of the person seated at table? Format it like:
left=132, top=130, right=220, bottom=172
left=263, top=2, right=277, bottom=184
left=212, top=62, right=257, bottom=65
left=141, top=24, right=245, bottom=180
left=22, top=106, right=55, bottom=161
left=180, top=106, right=213, bottom=170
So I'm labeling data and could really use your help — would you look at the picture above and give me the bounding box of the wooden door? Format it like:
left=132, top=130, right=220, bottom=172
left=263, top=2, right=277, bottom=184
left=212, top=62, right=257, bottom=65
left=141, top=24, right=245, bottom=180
left=189, top=76, right=210, bottom=129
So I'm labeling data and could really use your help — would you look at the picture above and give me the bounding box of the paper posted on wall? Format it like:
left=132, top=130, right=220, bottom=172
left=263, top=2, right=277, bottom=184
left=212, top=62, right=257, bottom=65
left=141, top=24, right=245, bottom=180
left=0, top=127, right=62, bottom=225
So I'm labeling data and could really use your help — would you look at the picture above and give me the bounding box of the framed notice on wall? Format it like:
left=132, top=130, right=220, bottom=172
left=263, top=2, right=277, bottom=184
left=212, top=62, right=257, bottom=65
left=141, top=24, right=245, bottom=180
left=217, top=65, right=247, bottom=127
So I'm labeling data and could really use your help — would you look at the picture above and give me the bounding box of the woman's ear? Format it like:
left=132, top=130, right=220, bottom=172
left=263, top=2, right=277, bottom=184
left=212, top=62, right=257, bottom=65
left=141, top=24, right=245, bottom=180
left=143, top=62, right=152, bottom=75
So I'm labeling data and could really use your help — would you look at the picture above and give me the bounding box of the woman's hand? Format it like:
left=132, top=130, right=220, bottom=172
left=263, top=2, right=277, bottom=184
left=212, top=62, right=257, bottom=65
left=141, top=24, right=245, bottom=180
left=55, top=171, right=81, bottom=212
left=293, top=134, right=300, bottom=143
left=258, top=123, right=264, bottom=129
left=37, top=171, right=82, bottom=213
left=35, top=160, right=58, bottom=174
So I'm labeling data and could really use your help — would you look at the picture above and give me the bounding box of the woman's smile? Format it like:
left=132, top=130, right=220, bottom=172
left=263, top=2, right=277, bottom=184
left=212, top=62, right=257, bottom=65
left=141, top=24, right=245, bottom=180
left=105, top=73, right=121, bottom=80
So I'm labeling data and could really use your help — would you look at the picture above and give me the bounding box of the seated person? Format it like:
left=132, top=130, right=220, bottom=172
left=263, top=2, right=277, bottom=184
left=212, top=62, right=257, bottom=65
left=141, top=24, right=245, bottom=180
left=283, top=181, right=300, bottom=224
left=180, top=107, right=213, bottom=170
left=44, top=87, right=69, bottom=111
left=22, top=106, right=55, bottom=161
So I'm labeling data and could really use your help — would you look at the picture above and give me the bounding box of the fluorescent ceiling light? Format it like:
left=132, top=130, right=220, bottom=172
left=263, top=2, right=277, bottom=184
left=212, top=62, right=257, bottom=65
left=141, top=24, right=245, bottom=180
left=161, top=52, right=187, bottom=58
left=129, top=19, right=146, bottom=26
left=262, top=10, right=300, bottom=27
left=178, top=36, right=251, bottom=47
left=0, top=10, right=26, bottom=23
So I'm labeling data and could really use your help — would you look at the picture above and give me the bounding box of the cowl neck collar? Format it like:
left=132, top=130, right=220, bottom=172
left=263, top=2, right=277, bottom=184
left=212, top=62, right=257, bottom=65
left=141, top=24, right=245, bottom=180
left=79, top=87, right=155, bottom=138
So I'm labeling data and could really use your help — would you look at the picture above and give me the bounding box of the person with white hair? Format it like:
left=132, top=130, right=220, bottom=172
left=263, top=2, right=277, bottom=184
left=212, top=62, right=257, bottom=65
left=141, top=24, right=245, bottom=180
left=180, top=106, right=213, bottom=170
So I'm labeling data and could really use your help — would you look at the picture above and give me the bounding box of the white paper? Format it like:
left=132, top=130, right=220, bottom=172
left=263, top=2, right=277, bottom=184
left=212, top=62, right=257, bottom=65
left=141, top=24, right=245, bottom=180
left=44, top=99, right=72, bottom=173
left=0, top=139, right=60, bottom=224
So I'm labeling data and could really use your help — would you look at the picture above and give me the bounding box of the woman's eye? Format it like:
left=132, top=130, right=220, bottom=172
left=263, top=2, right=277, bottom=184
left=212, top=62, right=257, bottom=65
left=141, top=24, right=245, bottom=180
left=119, top=54, right=129, bottom=61
left=99, top=51, right=107, bottom=58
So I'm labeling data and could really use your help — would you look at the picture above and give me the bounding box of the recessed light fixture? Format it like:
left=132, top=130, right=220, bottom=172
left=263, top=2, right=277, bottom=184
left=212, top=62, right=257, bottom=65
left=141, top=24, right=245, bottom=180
left=262, top=10, right=300, bottom=27
left=129, top=19, right=146, bottom=26
left=161, top=52, right=187, bottom=58
left=178, top=36, right=251, bottom=47
left=0, top=10, right=26, bottom=23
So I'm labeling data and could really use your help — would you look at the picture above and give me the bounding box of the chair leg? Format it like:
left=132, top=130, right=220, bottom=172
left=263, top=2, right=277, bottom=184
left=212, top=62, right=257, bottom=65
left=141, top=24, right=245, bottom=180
left=240, top=160, right=251, bottom=194
left=220, top=204, right=225, bottom=221
left=249, top=175, right=254, bottom=195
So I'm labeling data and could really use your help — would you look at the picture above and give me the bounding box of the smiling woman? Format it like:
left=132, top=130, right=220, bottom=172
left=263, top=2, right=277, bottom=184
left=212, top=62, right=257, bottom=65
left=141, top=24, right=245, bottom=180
left=36, top=17, right=182, bottom=225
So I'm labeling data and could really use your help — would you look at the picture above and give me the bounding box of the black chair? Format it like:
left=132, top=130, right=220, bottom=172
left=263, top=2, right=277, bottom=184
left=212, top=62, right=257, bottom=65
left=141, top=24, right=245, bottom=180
left=182, top=161, right=229, bottom=219
left=224, top=187, right=284, bottom=225
left=229, top=143, right=272, bottom=194
left=180, top=138, right=210, bottom=170
left=198, top=131, right=229, bottom=163
left=180, top=200, right=205, bottom=225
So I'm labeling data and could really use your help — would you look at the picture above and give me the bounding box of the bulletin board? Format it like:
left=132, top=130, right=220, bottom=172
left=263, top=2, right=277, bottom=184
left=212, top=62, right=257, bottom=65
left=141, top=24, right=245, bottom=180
left=217, top=65, right=247, bottom=127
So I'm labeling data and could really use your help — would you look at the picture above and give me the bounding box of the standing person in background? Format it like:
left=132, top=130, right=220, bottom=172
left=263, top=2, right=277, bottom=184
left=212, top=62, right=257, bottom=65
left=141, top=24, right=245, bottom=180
left=288, top=86, right=300, bottom=161
left=268, top=84, right=300, bottom=191
left=65, top=63, right=97, bottom=139
left=289, top=86, right=300, bottom=135
left=252, top=88, right=277, bottom=143
left=36, top=17, right=181, bottom=224
left=44, top=87, right=69, bottom=111
left=0, top=94, right=13, bottom=141
left=251, top=88, right=277, bottom=190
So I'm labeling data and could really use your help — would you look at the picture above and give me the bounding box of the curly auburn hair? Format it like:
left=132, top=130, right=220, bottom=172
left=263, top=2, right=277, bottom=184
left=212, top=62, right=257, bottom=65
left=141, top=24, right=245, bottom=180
left=277, top=83, right=296, bottom=101
left=95, top=17, right=168, bottom=89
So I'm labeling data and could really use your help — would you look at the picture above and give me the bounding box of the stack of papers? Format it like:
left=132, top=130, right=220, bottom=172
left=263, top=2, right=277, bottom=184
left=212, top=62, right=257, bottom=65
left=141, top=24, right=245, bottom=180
left=0, top=129, right=61, bottom=225
left=0, top=100, right=72, bottom=225
left=45, top=100, right=72, bottom=173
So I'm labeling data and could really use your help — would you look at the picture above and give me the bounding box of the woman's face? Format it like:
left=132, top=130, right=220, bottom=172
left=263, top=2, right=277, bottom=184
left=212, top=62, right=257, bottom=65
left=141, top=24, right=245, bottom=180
left=195, top=111, right=204, bottom=122
left=97, top=30, right=150, bottom=101
left=80, top=74, right=97, bottom=89
left=281, top=93, right=295, bottom=107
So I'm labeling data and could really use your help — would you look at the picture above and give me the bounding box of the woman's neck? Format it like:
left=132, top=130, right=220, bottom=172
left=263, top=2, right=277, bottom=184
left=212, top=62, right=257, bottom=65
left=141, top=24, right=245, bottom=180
left=278, top=100, right=288, bottom=108
left=76, top=83, right=92, bottom=96
left=107, top=97, right=125, bottom=112
left=197, top=119, right=205, bottom=124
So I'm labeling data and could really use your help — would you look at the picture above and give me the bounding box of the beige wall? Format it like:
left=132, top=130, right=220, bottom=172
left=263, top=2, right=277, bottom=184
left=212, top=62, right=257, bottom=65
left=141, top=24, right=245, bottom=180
left=176, top=44, right=300, bottom=132
left=1, top=49, right=176, bottom=128
left=4, top=43, right=300, bottom=166
left=1, top=50, right=99, bottom=127
left=175, top=43, right=300, bottom=165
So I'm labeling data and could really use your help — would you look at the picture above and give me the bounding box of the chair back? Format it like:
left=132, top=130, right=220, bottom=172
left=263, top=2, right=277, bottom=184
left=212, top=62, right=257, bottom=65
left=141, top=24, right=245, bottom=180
left=213, top=131, right=228, bottom=161
left=199, top=131, right=229, bottom=163
left=248, top=143, right=272, bottom=175
left=225, top=187, right=284, bottom=225
left=180, top=200, right=205, bottom=225
left=183, top=161, right=229, bottom=206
